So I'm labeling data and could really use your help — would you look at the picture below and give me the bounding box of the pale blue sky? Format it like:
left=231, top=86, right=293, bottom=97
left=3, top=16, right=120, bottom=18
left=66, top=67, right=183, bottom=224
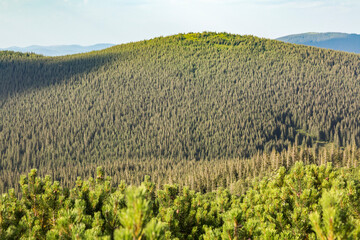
left=0, top=0, right=359, bottom=47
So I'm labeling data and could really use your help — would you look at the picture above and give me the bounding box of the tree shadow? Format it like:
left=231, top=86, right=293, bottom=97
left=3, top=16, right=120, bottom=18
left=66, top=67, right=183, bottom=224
left=0, top=51, right=120, bottom=101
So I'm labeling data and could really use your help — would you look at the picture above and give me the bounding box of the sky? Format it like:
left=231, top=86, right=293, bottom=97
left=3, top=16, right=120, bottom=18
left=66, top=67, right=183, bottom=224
left=0, top=0, right=359, bottom=47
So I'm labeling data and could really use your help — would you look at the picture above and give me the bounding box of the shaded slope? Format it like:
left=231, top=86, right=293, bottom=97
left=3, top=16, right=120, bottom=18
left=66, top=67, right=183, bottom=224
left=277, top=32, right=360, bottom=53
left=1, top=32, right=360, bottom=180
left=0, top=50, right=121, bottom=99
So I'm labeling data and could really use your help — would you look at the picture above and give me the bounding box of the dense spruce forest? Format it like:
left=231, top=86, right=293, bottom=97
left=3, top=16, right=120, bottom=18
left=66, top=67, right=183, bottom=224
left=1, top=32, right=360, bottom=192
left=2, top=32, right=360, bottom=239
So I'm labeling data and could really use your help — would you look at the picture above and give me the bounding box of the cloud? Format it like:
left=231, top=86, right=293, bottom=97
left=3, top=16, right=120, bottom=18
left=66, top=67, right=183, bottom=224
left=250, top=0, right=357, bottom=7
left=179, top=0, right=358, bottom=8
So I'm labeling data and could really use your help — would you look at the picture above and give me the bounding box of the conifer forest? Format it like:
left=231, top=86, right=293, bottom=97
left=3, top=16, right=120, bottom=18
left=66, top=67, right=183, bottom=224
left=1, top=32, right=360, bottom=239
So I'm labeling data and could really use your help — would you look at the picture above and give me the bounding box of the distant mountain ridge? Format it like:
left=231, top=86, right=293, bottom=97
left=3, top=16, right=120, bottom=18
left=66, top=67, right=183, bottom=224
left=0, top=43, right=115, bottom=56
left=277, top=32, right=360, bottom=53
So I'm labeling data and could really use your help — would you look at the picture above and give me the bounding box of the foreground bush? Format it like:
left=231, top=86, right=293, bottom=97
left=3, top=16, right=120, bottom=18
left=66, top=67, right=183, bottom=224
left=1, top=162, right=360, bottom=239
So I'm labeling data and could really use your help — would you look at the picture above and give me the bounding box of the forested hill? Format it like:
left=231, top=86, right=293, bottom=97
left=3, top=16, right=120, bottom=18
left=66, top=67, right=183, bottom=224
left=1, top=32, right=360, bottom=182
left=277, top=32, right=360, bottom=53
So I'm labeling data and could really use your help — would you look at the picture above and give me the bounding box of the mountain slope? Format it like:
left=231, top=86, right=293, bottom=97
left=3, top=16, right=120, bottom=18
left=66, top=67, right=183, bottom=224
left=0, top=43, right=114, bottom=56
left=277, top=32, right=360, bottom=53
left=1, top=32, right=360, bottom=190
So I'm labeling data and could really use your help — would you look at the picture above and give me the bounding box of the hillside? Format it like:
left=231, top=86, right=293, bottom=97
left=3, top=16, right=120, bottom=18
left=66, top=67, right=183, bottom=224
left=0, top=43, right=114, bottom=56
left=1, top=32, right=360, bottom=190
left=277, top=32, right=360, bottom=53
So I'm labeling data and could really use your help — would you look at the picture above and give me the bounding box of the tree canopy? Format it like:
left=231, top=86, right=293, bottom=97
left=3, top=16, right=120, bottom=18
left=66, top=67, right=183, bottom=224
left=1, top=32, right=360, bottom=192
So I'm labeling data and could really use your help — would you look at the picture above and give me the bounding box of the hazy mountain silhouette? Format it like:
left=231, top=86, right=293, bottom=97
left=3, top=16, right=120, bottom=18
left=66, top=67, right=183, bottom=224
left=0, top=43, right=115, bottom=56
left=277, top=32, right=360, bottom=53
